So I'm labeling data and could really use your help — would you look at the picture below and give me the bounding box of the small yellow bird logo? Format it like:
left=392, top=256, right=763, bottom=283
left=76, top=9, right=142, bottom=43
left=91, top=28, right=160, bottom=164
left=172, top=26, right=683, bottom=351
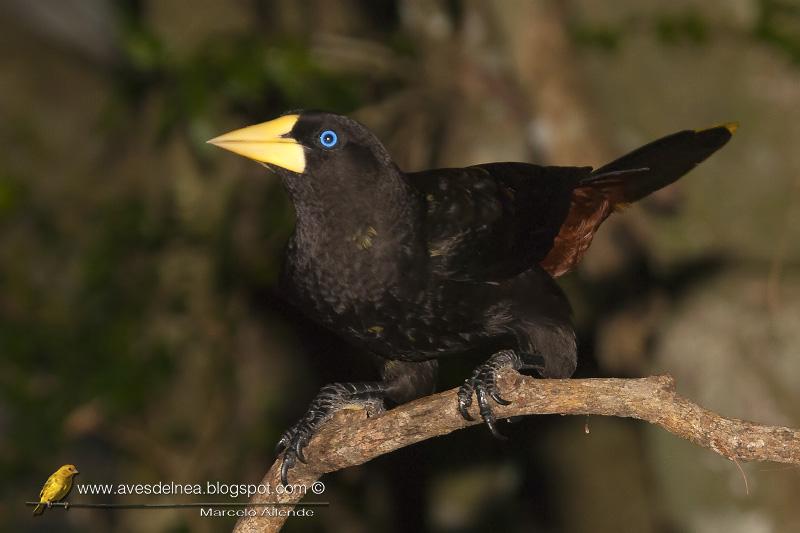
left=33, top=464, right=79, bottom=516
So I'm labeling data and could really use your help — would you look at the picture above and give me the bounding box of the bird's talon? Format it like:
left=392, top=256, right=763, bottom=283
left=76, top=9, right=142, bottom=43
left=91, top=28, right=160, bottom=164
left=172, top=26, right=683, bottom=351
left=458, top=400, right=475, bottom=421
left=295, top=438, right=308, bottom=464
left=280, top=451, right=296, bottom=487
left=477, top=390, right=506, bottom=439
left=490, top=390, right=511, bottom=406
left=457, top=386, right=475, bottom=420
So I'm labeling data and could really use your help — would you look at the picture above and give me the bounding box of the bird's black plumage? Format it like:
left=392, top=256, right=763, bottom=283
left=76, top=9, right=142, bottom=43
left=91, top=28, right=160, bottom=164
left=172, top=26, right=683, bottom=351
left=209, top=111, right=735, bottom=483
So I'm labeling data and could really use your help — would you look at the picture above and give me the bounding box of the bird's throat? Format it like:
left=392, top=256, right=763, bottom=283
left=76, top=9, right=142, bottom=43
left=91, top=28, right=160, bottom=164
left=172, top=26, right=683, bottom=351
left=286, top=167, right=420, bottom=249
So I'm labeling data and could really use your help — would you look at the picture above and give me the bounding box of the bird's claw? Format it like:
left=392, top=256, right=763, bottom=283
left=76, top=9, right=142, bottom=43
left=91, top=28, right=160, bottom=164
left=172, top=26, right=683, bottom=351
left=275, top=383, right=386, bottom=486
left=457, top=350, right=521, bottom=439
left=457, top=381, right=477, bottom=421
left=276, top=408, right=328, bottom=486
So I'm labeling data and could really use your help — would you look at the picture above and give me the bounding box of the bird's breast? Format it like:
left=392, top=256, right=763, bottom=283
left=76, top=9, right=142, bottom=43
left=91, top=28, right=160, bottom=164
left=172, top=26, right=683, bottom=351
left=283, top=227, right=424, bottom=318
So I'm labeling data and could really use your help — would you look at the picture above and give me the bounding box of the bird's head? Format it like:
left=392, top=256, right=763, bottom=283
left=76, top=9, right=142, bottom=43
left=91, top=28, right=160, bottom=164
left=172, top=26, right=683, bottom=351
left=57, top=464, right=79, bottom=477
left=208, top=111, right=396, bottom=186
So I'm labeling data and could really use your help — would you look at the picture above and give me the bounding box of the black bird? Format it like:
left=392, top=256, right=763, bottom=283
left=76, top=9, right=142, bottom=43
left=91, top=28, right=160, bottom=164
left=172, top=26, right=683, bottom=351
left=209, top=111, right=735, bottom=483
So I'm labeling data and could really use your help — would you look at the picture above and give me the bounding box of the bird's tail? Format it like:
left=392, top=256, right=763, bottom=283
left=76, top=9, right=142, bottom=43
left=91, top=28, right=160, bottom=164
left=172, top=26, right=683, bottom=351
left=33, top=503, right=45, bottom=516
left=582, top=123, right=737, bottom=204
left=539, top=123, right=736, bottom=277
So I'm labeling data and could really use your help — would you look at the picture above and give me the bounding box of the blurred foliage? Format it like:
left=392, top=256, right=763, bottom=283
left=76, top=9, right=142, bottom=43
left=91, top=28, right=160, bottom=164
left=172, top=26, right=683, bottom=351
left=654, top=11, right=709, bottom=45
left=570, top=0, right=800, bottom=60
left=755, top=0, right=800, bottom=63
left=109, top=1, right=405, bottom=149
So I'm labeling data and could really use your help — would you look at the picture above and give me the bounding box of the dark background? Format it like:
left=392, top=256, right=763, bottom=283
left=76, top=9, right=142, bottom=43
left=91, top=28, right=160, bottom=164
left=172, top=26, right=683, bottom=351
left=2, top=1, right=800, bottom=532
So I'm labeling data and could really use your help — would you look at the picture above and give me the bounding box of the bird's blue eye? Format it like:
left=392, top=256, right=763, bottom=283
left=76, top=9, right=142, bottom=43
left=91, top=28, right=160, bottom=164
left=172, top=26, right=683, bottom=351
left=319, top=130, right=338, bottom=148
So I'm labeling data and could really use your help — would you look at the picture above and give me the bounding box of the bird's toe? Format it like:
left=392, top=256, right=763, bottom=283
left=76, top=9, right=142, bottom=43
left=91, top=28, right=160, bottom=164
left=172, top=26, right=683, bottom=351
left=280, top=450, right=297, bottom=487
left=457, top=380, right=476, bottom=421
left=457, top=350, right=521, bottom=437
left=276, top=420, right=315, bottom=484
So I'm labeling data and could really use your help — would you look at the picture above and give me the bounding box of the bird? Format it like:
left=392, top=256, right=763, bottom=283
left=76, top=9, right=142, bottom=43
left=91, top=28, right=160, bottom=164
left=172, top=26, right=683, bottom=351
left=33, top=464, right=79, bottom=515
left=208, top=111, right=735, bottom=484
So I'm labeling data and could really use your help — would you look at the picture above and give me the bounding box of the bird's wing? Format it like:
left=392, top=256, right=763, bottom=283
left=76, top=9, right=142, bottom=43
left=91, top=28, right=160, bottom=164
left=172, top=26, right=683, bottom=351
left=407, top=163, right=590, bottom=281
left=540, top=125, right=734, bottom=277
left=39, top=474, right=58, bottom=500
left=407, top=125, right=732, bottom=281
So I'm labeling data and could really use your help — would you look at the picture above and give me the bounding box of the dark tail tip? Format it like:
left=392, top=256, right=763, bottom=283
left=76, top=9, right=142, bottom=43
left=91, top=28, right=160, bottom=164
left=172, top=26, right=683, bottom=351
left=589, top=122, right=737, bottom=203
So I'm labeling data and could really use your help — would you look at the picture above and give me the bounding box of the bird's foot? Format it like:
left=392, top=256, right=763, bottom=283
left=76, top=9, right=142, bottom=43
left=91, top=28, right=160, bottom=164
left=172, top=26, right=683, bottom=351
left=457, top=350, right=522, bottom=439
left=275, top=382, right=386, bottom=485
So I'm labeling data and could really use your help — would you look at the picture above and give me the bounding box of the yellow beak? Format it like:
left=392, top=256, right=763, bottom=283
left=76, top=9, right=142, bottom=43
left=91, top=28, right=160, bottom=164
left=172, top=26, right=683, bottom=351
left=207, top=114, right=306, bottom=173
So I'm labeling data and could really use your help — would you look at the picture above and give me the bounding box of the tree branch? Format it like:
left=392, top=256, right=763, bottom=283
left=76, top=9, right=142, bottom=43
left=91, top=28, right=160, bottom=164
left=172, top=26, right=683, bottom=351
left=233, top=372, right=800, bottom=533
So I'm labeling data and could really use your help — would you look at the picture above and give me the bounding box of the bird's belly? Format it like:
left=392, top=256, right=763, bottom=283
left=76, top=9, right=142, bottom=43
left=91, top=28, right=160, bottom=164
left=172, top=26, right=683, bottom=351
left=293, top=278, right=503, bottom=361
left=345, top=305, right=484, bottom=360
